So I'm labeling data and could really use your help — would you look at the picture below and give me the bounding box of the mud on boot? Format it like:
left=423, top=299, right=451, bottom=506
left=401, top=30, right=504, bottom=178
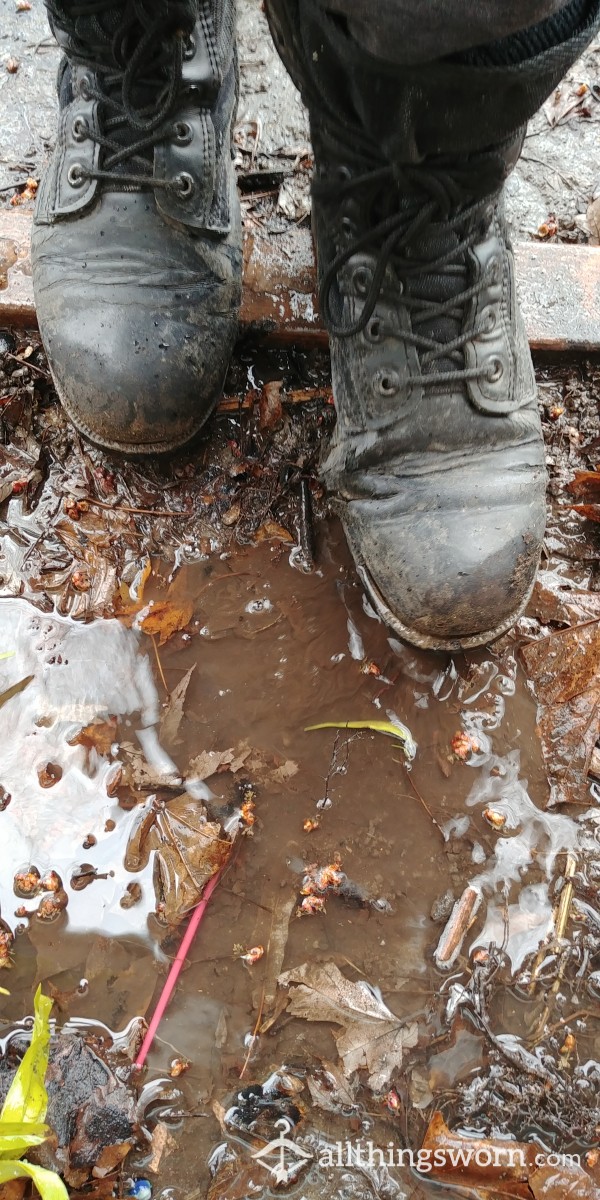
left=266, top=0, right=600, bottom=650
left=33, top=0, right=241, bottom=454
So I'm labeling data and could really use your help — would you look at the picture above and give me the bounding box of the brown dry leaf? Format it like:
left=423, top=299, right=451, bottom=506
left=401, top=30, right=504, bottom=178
left=566, top=470, right=600, bottom=501
left=140, top=597, right=194, bottom=645
left=570, top=504, right=600, bottom=523
left=259, top=380, right=284, bottom=431
left=530, top=1161, right=600, bottom=1199
left=0, top=1184, right=27, bottom=1200
left=271, top=759, right=299, bottom=783
left=521, top=617, right=600, bottom=805
left=307, top=1059, right=358, bottom=1114
left=70, top=717, right=118, bottom=757
left=160, top=664, right=195, bottom=745
left=278, top=961, right=418, bottom=1091
left=421, top=1112, right=600, bottom=1199
left=124, top=793, right=231, bottom=922
left=147, top=1121, right=178, bottom=1174
left=542, top=82, right=588, bottom=126
left=92, top=1142, right=131, bottom=1178
left=530, top=580, right=600, bottom=627
left=255, top=519, right=294, bottom=544
left=188, top=747, right=235, bottom=780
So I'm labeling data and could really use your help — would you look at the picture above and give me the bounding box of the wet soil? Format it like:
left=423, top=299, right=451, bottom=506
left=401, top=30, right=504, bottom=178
left=0, top=332, right=599, bottom=1199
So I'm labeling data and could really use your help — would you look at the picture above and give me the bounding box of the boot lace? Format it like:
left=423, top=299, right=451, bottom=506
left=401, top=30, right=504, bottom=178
left=316, top=153, right=506, bottom=388
left=48, top=0, right=197, bottom=194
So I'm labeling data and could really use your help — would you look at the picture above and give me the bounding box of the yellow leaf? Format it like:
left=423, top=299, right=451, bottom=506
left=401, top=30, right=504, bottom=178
left=0, top=986, right=52, bottom=1128
left=305, top=720, right=416, bottom=760
left=139, top=598, right=193, bottom=646
left=0, top=1160, right=68, bottom=1200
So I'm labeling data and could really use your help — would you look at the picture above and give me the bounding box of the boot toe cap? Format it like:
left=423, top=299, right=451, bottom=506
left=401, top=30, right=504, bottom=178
left=32, top=193, right=241, bottom=454
left=341, top=487, right=546, bottom=651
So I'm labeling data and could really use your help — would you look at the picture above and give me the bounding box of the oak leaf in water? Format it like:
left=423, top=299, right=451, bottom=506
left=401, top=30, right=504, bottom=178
left=139, top=597, right=193, bottom=645
left=278, top=961, right=418, bottom=1091
left=124, top=794, right=231, bottom=923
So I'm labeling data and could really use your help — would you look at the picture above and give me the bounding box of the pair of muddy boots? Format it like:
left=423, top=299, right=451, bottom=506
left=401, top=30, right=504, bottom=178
left=33, top=0, right=600, bottom=650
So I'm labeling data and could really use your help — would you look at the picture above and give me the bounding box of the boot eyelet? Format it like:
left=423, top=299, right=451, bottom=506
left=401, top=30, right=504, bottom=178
left=71, top=116, right=89, bottom=143
left=365, top=317, right=384, bottom=343
left=373, top=368, right=400, bottom=396
left=487, top=256, right=501, bottom=285
left=173, top=121, right=193, bottom=145
left=352, top=266, right=371, bottom=296
left=79, top=74, right=92, bottom=100
left=337, top=165, right=351, bottom=183
left=67, top=163, right=86, bottom=188
left=341, top=216, right=355, bottom=235
left=175, top=172, right=195, bottom=198
left=486, top=356, right=504, bottom=383
left=183, top=33, right=196, bottom=59
left=481, top=306, right=497, bottom=334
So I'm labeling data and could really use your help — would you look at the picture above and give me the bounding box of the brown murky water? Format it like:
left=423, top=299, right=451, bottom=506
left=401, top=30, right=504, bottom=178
left=1, top=508, right=595, bottom=1197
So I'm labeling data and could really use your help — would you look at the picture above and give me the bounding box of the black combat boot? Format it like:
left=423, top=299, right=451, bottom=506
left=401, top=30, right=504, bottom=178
left=33, top=0, right=241, bottom=454
left=266, top=0, right=600, bottom=650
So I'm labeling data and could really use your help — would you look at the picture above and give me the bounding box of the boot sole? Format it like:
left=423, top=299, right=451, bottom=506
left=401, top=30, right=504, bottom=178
left=356, top=564, right=536, bottom=653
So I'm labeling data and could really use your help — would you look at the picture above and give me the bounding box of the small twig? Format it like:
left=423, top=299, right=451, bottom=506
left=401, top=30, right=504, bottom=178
left=5, top=351, right=50, bottom=379
left=399, top=764, right=445, bottom=840
left=151, top=634, right=169, bottom=693
left=530, top=853, right=577, bottom=1043
left=85, top=497, right=190, bottom=518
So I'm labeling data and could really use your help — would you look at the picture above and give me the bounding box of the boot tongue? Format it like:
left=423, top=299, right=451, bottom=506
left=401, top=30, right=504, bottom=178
left=52, top=0, right=194, bottom=177
left=404, top=220, right=467, bottom=377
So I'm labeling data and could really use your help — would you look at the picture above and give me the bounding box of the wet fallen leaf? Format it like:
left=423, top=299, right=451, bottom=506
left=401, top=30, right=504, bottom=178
left=307, top=1060, right=358, bottom=1114
left=521, top=620, right=600, bottom=805
left=254, top=519, right=294, bottom=544
left=570, top=504, right=600, bottom=523
left=139, top=597, right=194, bottom=645
left=160, top=665, right=195, bottom=745
left=271, top=758, right=298, bottom=783
left=70, top=719, right=117, bottom=758
left=278, top=961, right=418, bottom=1091
left=188, top=748, right=236, bottom=780
left=0, top=446, right=40, bottom=503
left=421, top=1112, right=600, bottom=1199
left=566, top=470, right=600, bottom=501
left=124, top=794, right=231, bottom=923
left=543, top=81, right=589, bottom=126
left=258, top=380, right=283, bottom=431
left=146, top=1121, right=177, bottom=1173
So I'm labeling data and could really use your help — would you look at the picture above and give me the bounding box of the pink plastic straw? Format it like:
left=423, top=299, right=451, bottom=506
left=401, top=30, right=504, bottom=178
left=134, top=869, right=223, bottom=1068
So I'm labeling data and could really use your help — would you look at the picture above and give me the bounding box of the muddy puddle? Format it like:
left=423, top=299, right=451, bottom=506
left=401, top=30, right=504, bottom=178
left=0, top=337, right=599, bottom=1199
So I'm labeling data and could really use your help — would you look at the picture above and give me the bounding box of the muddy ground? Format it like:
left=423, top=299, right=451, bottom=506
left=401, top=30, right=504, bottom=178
left=1, top=3, right=600, bottom=1200
left=0, top=329, right=599, bottom=1199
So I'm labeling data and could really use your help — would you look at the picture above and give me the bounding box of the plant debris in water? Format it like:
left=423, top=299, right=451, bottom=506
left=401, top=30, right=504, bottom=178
left=1, top=336, right=600, bottom=1198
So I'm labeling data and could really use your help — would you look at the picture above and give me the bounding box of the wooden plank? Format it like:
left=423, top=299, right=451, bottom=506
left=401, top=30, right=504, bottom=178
left=1, top=208, right=599, bottom=351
